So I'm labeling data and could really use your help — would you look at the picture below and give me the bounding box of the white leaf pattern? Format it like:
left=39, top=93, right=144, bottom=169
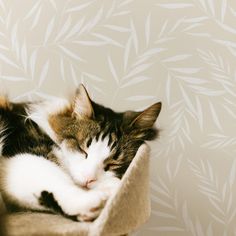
left=0, top=1, right=236, bottom=236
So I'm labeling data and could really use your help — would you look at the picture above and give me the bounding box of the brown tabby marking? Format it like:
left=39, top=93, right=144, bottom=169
left=0, top=96, right=11, bottom=110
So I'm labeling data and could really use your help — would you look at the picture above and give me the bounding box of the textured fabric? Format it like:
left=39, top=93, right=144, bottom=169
left=4, top=144, right=150, bottom=236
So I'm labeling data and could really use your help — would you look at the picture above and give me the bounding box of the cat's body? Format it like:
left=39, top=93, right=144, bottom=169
left=0, top=85, right=161, bottom=221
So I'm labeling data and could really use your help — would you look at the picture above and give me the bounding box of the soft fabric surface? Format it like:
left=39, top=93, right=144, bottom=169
left=2, top=144, right=150, bottom=236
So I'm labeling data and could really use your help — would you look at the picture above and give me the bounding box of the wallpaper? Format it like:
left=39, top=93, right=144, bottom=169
left=0, top=0, right=236, bottom=235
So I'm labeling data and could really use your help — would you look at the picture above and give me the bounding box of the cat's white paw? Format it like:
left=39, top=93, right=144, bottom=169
left=58, top=188, right=107, bottom=222
left=76, top=190, right=107, bottom=222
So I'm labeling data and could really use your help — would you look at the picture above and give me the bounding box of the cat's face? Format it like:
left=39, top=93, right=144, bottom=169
left=49, top=85, right=161, bottom=189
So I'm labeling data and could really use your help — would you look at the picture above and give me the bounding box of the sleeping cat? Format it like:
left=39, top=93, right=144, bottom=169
left=0, top=84, right=161, bottom=221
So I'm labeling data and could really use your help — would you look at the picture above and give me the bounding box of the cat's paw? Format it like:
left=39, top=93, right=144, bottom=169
left=75, top=190, right=107, bottom=222
left=52, top=187, right=108, bottom=222
left=76, top=201, right=105, bottom=222
left=59, top=188, right=108, bottom=221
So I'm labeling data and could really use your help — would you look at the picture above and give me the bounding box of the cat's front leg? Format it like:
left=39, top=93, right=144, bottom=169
left=48, top=184, right=107, bottom=221
left=0, top=154, right=107, bottom=221
left=38, top=189, right=105, bottom=221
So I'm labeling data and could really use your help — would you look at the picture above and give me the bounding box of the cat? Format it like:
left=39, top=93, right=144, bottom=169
left=0, top=84, right=161, bottom=222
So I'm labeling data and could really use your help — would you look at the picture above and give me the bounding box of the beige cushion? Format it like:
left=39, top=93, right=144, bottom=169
left=3, top=144, right=150, bottom=236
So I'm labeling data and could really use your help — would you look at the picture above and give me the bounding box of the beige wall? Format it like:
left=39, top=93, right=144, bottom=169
left=1, top=1, right=236, bottom=235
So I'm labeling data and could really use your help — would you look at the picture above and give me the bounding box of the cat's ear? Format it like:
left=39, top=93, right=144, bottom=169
left=128, top=102, right=162, bottom=129
left=73, top=84, right=94, bottom=119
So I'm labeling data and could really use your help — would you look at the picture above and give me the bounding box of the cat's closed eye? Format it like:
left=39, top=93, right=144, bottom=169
left=65, top=136, right=88, bottom=158
left=78, top=147, right=88, bottom=159
left=104, top=162, right=119, bottom=171
left=104, top=164, right=112, bottom=171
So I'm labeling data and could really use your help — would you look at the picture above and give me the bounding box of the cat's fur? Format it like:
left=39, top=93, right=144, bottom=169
left=0, top=85, right=161, bottom=221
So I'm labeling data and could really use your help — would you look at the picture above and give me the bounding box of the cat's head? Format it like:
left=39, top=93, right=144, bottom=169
left=49, top=84, right=162, bottom=189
